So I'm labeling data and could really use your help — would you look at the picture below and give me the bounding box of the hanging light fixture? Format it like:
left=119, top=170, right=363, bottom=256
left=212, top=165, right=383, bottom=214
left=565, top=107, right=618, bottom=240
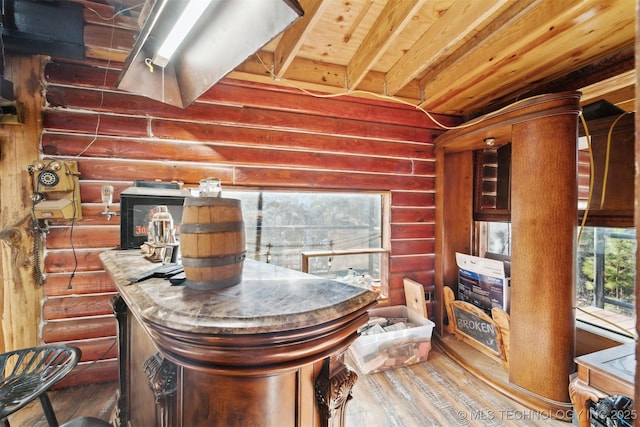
left=116, top=0, right=304, bottom=108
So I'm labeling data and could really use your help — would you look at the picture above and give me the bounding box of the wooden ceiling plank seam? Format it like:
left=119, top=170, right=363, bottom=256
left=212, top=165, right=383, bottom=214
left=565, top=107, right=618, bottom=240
left=347, top=0, right=427, bottom=90
left=416, top=0, right=541, bottom=90
left=417, top=0, right=616, bottom=112
left=385, top=0, right=512, bottom=96
left=274, top=0, right=329, bottom=78
left=436, top=2, right=635, bottom=115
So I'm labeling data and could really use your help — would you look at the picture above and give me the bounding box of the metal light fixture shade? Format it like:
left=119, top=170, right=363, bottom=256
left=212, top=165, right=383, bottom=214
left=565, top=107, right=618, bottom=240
left=116, top=0, right=304, bottom=108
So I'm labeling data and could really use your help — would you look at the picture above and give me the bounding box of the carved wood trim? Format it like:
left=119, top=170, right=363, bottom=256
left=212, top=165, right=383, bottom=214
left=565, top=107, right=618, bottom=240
left=143, top=353, right=178, bottom=404
left=315, top=362, right=357, bottom=427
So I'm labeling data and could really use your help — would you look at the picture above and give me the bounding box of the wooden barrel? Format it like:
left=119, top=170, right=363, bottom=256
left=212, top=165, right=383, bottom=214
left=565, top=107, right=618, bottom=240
left=179, top=197, right=246, bottom=290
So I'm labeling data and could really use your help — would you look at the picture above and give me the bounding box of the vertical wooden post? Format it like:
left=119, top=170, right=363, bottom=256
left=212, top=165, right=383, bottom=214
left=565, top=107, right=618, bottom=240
left=633, top=0, right=639, bottom=412
left=0, top=54, right=46, bottom=352
left=434, top=149, right=473, bottom=337
left=509, top=112, right=578, bottom=403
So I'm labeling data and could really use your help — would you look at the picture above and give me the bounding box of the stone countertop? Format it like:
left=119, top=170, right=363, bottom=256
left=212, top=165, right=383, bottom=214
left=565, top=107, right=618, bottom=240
left=101, top=250, right=378, bottom=335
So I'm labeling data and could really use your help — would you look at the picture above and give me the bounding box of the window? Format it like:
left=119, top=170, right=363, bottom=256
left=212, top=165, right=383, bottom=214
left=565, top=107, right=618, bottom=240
left=576, top=227, right=636, bottom=338
left=223, top=189, right=388, bottom=291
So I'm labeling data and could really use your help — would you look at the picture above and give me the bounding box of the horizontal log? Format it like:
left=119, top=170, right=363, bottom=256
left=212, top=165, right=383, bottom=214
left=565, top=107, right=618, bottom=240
left=73, top=157, right=234, bottom=185
left=390, top=254, right=434, bottom=274
left=42, top=110, right=149, bottom=137
left=391, top=207, right=436, bottom=224
left=57, top=336, right=118, bottom=362
left=391, top=223, right=435, bottom=240
left=42, top=316, right=117, bottom=342
left=201, top=79, right=461, bottom=130
left=232, top=165, right=435, bottom=191
left=391, top=191, right=435, bottom=207
left=45, top=85, right=438, bottom=144
left=390, top=271, right=435, bottom=291
left=151, top=120, right=434, bottom=157
left=70, top=203, right=122, bottom=225
left=45, top=61, right=121, bottom=89
left=45, top=271, right=116, bottom=296
left=45, top=226, right=120, bottom=249
left=45, top=249, right=105, bottom=273
left=56, top=359, right=118, bottom=389
left=42, top=132, right=423, bottom=175
left=43, top=294, right=115, bottom=320
left=42, top=132, right=433, bottom=172
left=391, top=239, right=435, bottom=257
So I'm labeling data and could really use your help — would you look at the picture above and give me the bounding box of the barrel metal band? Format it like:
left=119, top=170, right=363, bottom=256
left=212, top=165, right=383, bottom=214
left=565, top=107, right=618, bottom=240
left=185, top=274, right=243, bottom=290
left=180, top=221, right=244, bottom=234
left=182, top=252, right=247, bottom=267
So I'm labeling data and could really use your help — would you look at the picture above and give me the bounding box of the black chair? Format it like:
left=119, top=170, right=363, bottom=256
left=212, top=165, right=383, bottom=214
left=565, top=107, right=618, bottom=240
left=0, top=345, right=111, bottom=427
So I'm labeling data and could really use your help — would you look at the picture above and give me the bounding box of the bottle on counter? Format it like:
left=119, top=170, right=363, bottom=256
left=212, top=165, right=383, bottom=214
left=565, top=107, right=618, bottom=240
left=199, top=177, right=222, bottom=197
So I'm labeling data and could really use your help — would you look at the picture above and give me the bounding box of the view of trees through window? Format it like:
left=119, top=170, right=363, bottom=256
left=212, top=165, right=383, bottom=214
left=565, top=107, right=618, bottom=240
left=223, top=190, right=385, bottom=283
left=577, top=227, right=636, bottom=322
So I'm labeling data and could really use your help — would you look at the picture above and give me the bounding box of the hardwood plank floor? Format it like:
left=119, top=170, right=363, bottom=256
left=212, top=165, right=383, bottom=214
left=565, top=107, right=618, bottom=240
left=7, top=347, right=569, bottom=426
left=6, top=382, right=118, bottom=426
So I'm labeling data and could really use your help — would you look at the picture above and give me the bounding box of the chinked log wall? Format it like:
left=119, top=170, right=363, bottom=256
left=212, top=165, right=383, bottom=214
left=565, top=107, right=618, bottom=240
left=39, top=54, right=459, bottom=385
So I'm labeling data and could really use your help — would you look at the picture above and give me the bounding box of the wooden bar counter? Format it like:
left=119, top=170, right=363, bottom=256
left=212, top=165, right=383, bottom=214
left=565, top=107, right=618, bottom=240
left=101, top=250, right=378, bottom=427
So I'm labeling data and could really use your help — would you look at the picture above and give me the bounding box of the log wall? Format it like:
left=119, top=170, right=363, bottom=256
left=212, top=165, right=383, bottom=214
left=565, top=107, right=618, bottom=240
left=37, top=56, right=458, bottom=384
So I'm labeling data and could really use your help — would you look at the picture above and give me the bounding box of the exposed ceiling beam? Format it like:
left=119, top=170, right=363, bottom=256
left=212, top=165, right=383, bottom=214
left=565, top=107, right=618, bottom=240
left=384, top=0, right=511, bottom=96
left=416, top=0, right=540, bottom=96
left=273, top=0, right=328, bottom=78
left=580, top=70, right=636, bottom=105
left=347, top=0, right=426, bottom=90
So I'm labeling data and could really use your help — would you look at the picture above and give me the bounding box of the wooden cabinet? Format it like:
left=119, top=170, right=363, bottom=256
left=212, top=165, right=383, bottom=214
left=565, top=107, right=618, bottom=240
left=570, top=343, right=635, bottom=427
left=433, top=92, right=582, bottom=420
left=579, top=112, right=635, bottom=224
left=102, top=251, right=378, bottom=427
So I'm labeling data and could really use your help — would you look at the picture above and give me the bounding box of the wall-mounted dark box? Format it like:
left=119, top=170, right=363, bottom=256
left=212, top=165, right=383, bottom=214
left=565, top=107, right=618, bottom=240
left=120, top=186, right=191, bottom=249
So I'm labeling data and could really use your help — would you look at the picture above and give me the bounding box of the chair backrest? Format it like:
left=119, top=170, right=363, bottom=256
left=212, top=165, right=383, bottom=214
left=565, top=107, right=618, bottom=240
left=403, top=278, right=428, bottom=318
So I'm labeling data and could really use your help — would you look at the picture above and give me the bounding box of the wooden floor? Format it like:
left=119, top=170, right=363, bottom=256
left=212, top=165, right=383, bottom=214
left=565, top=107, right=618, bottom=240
left=8, top=347, right=568, bottom=426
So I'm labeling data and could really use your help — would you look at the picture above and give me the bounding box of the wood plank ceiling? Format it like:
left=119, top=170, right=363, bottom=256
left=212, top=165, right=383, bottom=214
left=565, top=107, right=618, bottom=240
left=90, top=0, right=635, bottom=120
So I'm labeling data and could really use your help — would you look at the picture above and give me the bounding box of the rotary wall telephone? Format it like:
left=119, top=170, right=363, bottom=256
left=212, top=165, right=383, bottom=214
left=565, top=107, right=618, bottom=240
left=27, top=159, right=82, bottom=220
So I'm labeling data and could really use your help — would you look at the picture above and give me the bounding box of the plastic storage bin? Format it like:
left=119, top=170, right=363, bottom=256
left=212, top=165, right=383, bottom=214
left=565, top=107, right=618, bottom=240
left=349, top=305, right=435, bottom=374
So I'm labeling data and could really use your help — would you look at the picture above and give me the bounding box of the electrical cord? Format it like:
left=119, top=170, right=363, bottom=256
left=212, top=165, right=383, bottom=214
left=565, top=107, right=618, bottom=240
left=600, top=111, right=632, bottom=209
left=66, top=161, right=79, bottom=290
